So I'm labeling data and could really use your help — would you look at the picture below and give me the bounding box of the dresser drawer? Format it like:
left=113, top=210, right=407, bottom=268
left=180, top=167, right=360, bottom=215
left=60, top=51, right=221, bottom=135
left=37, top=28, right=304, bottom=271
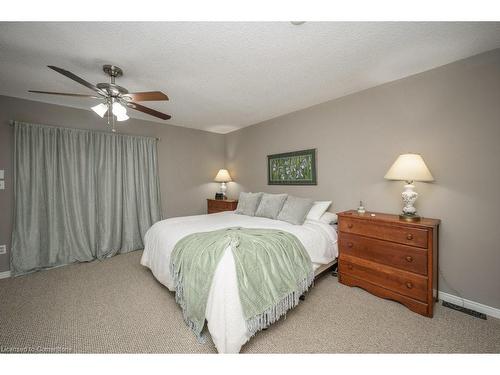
left=339, top=255, right=428, bottom=302
left=339, top=218, right=428, bottom=248
left=339, top=233, right=428, bottom=275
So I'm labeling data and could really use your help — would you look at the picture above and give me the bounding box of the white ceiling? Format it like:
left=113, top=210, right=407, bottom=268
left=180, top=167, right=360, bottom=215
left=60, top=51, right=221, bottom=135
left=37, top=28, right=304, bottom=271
left=1, top=22, right=500, bottom=133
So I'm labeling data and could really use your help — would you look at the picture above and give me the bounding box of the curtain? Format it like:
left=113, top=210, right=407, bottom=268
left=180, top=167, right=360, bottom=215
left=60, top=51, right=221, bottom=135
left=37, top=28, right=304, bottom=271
left=11, top=121, right=162, bottom=275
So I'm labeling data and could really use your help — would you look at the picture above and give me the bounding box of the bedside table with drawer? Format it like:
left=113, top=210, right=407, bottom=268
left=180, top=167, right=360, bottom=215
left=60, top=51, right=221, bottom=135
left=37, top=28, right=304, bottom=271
left=207, top=199, right=238, bottom=214
left=337, top=210, right=440, bottom=317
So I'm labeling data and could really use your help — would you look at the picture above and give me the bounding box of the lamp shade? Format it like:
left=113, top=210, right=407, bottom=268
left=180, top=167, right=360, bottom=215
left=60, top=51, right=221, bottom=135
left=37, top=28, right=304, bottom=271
left=116, top=113, right=129, bottom=122
left=112, top=102, right=127, bottom=116
left=91, top=103, right=108, bottom=118
left=214, top=169, right=232, bottom=182
left=384, top=154, right=434, bottom=182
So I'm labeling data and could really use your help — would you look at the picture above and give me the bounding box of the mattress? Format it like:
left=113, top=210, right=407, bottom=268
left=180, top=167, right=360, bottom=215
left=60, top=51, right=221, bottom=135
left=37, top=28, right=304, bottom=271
left=140, top=211, right=338, bottom=353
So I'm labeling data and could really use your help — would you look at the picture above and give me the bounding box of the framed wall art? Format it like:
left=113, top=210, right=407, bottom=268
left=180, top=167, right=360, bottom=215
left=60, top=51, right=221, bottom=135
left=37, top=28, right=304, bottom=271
left=267, top=148, right=317, bottom=185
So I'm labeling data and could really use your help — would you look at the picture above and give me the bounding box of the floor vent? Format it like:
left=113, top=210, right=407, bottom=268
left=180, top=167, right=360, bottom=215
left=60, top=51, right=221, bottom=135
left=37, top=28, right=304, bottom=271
left=442, top=301, right=487, bottom=320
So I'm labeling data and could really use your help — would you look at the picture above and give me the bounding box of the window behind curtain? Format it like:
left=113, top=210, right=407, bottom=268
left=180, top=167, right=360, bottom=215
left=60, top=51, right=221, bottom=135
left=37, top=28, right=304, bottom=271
left=11, top=121, right=162, bottom=275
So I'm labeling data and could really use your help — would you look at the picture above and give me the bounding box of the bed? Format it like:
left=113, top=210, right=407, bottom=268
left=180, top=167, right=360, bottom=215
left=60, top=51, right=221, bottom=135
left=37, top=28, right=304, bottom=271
left=140, top=210, right=338, bottom=353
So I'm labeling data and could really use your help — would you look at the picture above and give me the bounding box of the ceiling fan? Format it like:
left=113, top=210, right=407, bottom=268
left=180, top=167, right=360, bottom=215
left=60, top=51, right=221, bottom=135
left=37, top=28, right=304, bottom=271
left=29, top=65, right=171, bottom=132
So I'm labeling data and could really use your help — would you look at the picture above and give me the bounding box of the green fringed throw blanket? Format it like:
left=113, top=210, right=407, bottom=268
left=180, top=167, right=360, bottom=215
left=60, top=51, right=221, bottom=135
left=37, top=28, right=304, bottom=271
left=170, top=227, right=314, bottom=340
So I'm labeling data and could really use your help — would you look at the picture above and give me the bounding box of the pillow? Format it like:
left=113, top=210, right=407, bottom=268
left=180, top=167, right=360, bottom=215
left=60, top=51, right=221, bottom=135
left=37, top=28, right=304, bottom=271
left=234, top=192, right=263, bottom=216
left=255, top=193, right=288, bottom=219
left=319, top=212, right=338, bottom=224
left=306, top=201, right=332, bottom=221
left=277, top=196, right=314, bottom=225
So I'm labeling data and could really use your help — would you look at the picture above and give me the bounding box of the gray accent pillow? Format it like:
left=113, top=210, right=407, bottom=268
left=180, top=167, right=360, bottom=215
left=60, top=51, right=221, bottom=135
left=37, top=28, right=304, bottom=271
left=254, top=193, right=288, bottom=220
left=277, top=196, right=314, bottom=225
left=234, top=192, right=263, bottom=216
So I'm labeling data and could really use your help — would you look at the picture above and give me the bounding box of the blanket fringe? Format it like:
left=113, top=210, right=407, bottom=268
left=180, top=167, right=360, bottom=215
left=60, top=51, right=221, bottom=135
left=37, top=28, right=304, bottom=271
left=246, top=270, right=314, bottom=337
left=170, top=261, right=206, bottom=342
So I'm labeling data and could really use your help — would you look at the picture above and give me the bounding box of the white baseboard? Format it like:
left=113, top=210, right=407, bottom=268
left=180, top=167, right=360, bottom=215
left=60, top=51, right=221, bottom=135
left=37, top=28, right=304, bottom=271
left=438, top=291, right=500, bottom=319
left=0, top=270, right=11, bottom=279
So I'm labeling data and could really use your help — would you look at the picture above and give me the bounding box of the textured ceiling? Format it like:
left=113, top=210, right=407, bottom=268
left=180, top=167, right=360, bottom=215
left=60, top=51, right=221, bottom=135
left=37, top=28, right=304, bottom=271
left=1, top=22, right=500, bottom=133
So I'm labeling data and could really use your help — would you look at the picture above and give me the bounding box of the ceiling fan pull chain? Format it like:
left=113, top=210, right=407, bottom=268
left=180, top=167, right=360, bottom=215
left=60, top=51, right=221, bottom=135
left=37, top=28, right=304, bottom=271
left=107, top=105, right=111, bottom=128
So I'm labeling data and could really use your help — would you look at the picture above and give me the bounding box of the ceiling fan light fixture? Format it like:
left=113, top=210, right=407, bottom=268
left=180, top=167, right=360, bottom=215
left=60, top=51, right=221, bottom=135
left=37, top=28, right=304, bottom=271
left=91, top=103, right=108, bottom=118
left=112, top=101, right=127, bottom=117
left=116, top=113, right=129, bottom=122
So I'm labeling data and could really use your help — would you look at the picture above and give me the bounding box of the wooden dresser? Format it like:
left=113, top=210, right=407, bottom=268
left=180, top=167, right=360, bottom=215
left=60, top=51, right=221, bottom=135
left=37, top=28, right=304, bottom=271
left=337, top=210, right=440, bottom=317
left=207, top=199, right=238, bottom=214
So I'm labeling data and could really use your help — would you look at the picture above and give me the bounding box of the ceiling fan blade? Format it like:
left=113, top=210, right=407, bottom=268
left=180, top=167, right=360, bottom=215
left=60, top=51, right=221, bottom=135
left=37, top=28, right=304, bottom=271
left=29, top=90, right=101, bottom=98
left=123, top=91, right=169, bottom=102
left=47, top=66, right=105, bottom=96
left=126, top=102, right=171, bottom=120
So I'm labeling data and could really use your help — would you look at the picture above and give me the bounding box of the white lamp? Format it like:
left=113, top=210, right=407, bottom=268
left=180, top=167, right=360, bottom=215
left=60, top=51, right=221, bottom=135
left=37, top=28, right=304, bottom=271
left=112, top=102, right=125, bottom=115
left=384, top=153, right=434, bottom=221
left=214, top=169, right=232, bottom=199
left=111, top=101, right=129, bottom=121
left=91, top=103, right=108, bottom=118
left=115, top=113, right=129, bottom=122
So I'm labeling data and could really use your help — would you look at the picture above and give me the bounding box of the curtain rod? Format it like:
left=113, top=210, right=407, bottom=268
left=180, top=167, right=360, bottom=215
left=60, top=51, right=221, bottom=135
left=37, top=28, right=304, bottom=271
left=9, top=121, right=160, bottom=141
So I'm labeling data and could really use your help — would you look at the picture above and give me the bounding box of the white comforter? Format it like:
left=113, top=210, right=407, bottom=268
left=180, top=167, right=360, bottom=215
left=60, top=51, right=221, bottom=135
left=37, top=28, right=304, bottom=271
left=140, top=211, right=338, bottom=353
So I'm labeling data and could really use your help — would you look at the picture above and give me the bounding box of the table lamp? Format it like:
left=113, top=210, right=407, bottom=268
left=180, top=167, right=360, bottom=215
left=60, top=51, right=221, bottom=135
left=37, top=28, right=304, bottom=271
left=214, top=169, right=232, bottom=199
left=384, top=153, right=434, bottom=221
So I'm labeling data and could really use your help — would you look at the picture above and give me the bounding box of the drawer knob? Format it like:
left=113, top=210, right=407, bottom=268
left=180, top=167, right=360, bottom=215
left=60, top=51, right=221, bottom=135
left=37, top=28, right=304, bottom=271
left=347, top=223, right=353, bottom=229
left=347, top=264, right=353, bottom=270
left=406, top=282, right=413, bottom=289
left=406, top=233, right=414, bottom=240
left=347, top=242, right=353, bottom=248
left=405, top=256, right=413, bottom=262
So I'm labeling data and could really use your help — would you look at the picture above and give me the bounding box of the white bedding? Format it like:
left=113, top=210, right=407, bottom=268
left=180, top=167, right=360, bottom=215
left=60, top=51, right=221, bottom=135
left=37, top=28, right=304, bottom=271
left=140, top=211, right=338, bottom=353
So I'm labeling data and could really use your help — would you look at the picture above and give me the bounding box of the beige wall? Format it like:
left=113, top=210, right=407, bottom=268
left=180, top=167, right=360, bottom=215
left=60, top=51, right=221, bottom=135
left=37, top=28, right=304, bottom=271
left=0, top=95, right=225, bottom=272
left=225, top=49, right=500, bottom=309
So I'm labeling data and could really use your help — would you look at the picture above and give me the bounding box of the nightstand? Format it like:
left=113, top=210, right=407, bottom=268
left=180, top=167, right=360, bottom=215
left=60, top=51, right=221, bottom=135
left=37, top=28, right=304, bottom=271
left=337, top=210, right=440, bottom=317
left=207, top=199, right=238, bottom=214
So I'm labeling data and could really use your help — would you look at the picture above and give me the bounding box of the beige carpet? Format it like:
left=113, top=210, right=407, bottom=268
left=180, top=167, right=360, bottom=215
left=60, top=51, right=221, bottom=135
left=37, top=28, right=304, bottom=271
left=0, top=250, right=499, bottom=353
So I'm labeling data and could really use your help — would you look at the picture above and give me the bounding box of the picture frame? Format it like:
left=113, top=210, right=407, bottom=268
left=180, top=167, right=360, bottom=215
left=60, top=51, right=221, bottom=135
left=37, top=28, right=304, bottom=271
left=267, top=148, right=317, bottom=185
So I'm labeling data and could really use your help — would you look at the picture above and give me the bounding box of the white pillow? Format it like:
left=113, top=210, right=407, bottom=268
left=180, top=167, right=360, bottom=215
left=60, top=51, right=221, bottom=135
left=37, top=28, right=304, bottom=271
left=319, top=212, right=338, bottom=224
left=306, top=201, right=332, bottom=221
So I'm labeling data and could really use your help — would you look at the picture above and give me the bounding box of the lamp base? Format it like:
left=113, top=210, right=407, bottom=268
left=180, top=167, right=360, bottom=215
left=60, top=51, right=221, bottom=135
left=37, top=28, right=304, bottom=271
left=219, top=182, right=227, bottom=199
left=399, top=213, right=421, bottom=222
left=401, top=182, right=419, bottom=220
